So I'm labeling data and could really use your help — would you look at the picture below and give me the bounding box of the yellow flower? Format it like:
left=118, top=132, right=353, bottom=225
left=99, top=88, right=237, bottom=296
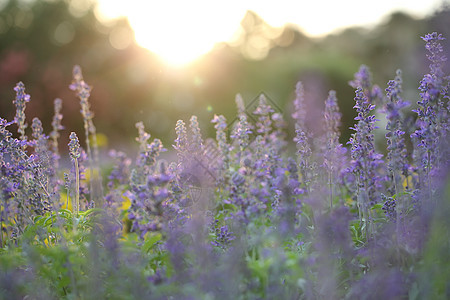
left=60, top=191, right=73, bottom=211
left=121, top=195, right=131, bottom=211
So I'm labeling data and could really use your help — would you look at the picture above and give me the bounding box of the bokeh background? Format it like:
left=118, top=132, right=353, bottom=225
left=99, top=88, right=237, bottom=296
left=1, top=0, right=449, bottom=154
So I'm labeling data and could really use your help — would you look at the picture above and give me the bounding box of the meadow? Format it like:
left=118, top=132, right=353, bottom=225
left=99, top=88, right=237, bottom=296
left=0, top=32, right=449, bottom=299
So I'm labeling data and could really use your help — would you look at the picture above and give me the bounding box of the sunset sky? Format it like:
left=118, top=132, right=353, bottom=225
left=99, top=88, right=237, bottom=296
left=95, top=0, right=445, bottom=66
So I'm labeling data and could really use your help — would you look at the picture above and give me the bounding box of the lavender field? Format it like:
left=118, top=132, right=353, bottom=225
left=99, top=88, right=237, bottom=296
left=0, top=32, right=449, bottom=299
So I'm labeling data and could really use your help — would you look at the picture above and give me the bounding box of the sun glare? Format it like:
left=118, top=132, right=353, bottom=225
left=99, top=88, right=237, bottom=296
left=96, top=0, right=244, bottom=67
left=95, top=0, right=442, bottom=66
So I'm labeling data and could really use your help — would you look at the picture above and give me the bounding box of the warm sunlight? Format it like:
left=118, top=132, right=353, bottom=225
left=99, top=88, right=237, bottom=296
left=95, top=0, right=442, bottom=66
left=95, top=0, right=244, bottom=66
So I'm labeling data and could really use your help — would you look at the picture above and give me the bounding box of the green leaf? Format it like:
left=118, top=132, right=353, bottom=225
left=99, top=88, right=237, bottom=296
left=142, top=233, right=162, bottom=253
left=79, top=208, right=103, bottom=217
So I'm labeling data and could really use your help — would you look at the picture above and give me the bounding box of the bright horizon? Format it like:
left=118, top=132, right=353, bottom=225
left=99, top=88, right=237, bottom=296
left=95, top=0, right=445, bottom=66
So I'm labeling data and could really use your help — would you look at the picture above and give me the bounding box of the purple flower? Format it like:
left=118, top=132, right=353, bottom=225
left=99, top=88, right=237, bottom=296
left=189, top=115, right=204, bottom=154
left=12, top=81, right=30, bottom=143
left=294, top=126, right=313, bottom=192
left=211, top=220, right=235, bottom=250
left=348, top=87, right=384, bottom=238
left=348, top=88, right=384, bottom=202
left=381, top=194, right=396, bottom=222
left=107, top=150, right=131, bottom=188
left=350, top=65, right=384, bottom=106
left=349, top=65, right=372, bottom=91
left=173, top=119, right=188, bottom=164
left=322, top=90, right=346, bottom=207
left=422, top=32, right=447, bottom=80
left=50, top=98, right=64, bottom=155
left=231, top=114, right=252, bottom=153
left=70, top=65, right=92, bottom=111
left=383, top=70, right=410, bottom=196
left=212, top=114, right=228, bottom=155
left=128, top=132, right=172, bottom=237
left=68, top=132, right=81, bottom=160
left=253, top=94, right=274, bottom=136
left=411, top=32, right=448, bottom=183
left=292, top=81, right=306, bottom=131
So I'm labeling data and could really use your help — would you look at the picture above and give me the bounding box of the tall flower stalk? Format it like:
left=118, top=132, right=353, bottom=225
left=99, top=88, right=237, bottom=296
left=383, top=70, right=410, bottom=238
left=323, top=90, right=344, bottom=208
left=11, top=82, right=30, bottom=149
left=212, top=114, right=230, bottom=183
left=50, top=98, right=64, bottom=168
left=292, top=82, right=314, bottom=194
left=411, top=32, right=449, bottom=204
left=69, top=132, right=81, bottom=216
left=70, top=65, right=103, bottom=205
left=384, top=70, right=410, bottom=194
left=31, top=117, right=53, bottom=206
left=348, top=88, right=383, bottom=238
left=231, top=94, right=252, bottom=165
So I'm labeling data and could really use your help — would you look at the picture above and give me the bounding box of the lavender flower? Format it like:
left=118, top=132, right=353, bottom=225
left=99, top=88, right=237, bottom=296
left=1, top=31, right=449, bottom=300
left=348, top=87, right=384, bottom=237
left=231, top=114, right=252, bottom=155
left=31, top=118, right=58, bottom=206
left=104, top=150, right=131, bottom=210
left=227, top=170, right=251, bottom=223
left=349, top=65, right=372, bottom=92
left=135, top=121, right=163, bottom=169
left=383, top=70, right=411, bottom=233
left=324, top=91, right=341, bottom=149
left=381, top=194, right=396, bottom=222
left=49, top=98, right=64, bottom=158
left=11, top=82, right=30, bottom=145
left=189, top=115, right=204, bottom=154
left=294, top=127, right=313, bottom=193
left=211, top=219, right=235, bottom=250
left=68, top=132, right=81, bottom=160
left=411, top=32, right=449, bottom=198
left=292, top=81, right=306, bottom=132
left=70, top=65, right=103, bottom=204
left=235, top=93, right=246, bottom=116
left=292, top=81, right=315, bottom=193
left=211, top=114, right=230, bottom=181
left=211, top=114, right=228, bottom=157
left=323, top=90, right=346, bottom=207
left=384, top=70, right=409, bottom=194
left=349, top=65, right=384, bottom=106
left=422, top=32, right=447, bottom=81
left=269, top=112, right=287, bottom=151
left=253, top=94, right=274, bottom=137
left=129, top=160, right=172, bottom=238
left=173, top=119, right=188, bottom=161
left=136, top=121, right=151, bottom=151
left=128, top=123, right=169, bottom=238
left=1, top=116, right=53, bottom=236
left=31, top=118, right=46, bottom=154
left=69, top=132, right=81, bottom=215
left=107, top=150, right=131, bottom=188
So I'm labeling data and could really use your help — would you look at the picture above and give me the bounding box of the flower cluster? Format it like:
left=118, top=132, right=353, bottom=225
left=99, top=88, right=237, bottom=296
left=411, top=32, right=449, bottom=182
left=384, top=70, right=410, bottom=185
left=11, top=81, right=31, bottom=143
left=0, top=32, right=449, bottom=300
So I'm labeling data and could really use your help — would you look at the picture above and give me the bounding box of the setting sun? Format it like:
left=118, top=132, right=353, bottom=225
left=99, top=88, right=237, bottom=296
left=95, top=0, right=442, bottom=66
left=95, top=0, right=244, bottom=66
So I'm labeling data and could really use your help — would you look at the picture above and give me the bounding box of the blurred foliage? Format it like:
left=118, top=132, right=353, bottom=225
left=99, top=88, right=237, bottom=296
left=1, top=0, right=449, bottom=150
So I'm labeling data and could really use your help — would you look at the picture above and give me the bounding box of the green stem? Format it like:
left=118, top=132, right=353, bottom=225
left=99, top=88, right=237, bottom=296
left=393, top=172, right=402, bottom=246
left=74, top=158, right=80, bottom=217
left=329, top=169, right=333, bottom=209
left=427, top=151, right=432, bottom=205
